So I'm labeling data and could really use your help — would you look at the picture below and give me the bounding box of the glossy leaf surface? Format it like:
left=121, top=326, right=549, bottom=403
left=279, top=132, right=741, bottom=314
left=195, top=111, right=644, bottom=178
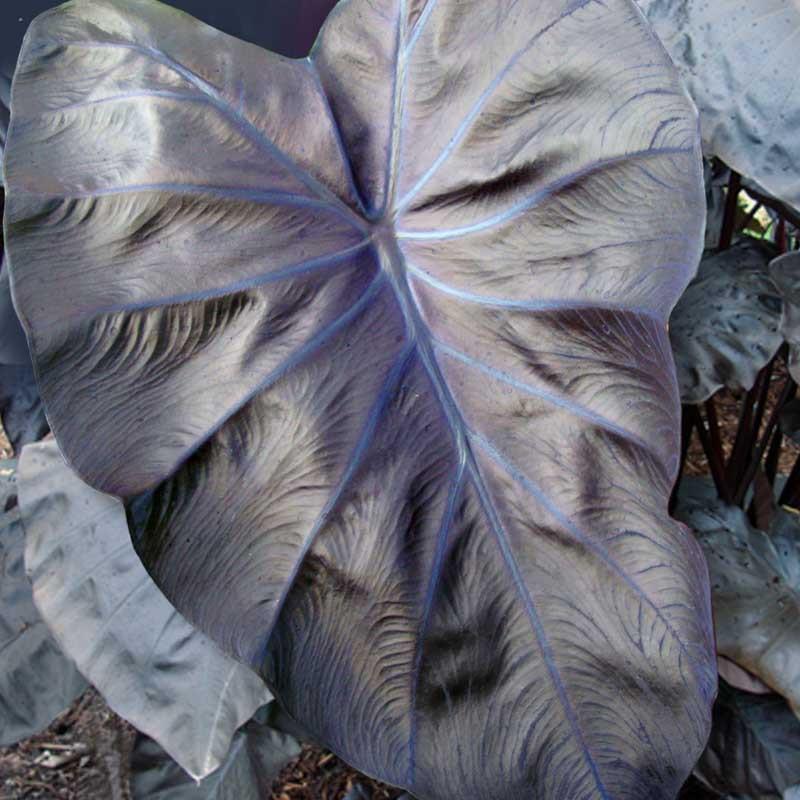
left=637, top=0, right=800, bottom=213
left=676, top=480, right=800, bottom=719
left=0, top=460, right=87, bottom=746
left=4, top=1, right=715, bottom=797
left=18, top=440, right=272, bottom=780
left=669, top=239, right=783, bottom=404
left=695, top=681, right=800, bottom=800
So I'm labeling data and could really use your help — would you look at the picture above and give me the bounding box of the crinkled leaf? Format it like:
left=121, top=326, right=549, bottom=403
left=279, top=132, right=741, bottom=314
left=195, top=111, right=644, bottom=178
left=130, top=704, right=301, bottom=800
left=669, top=239, right=783, bottom=403
left=0, top=460, right=87, bottom=746
left=4, top=1, right=716, bottom=797
left=676, top=482, right=800, bottom=718
left=695, top=681, right=800, bottom=800
left=18, top=440, right=272, bottom=780
left=637, top=0, right=800, bottom=212
left=770, top=252, right=800, bottom=384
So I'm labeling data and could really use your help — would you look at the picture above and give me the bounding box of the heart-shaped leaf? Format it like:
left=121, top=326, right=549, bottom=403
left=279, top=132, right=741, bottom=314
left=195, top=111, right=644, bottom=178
left=4, top=1, right=716, bottom=796
left=18, top=440, right=272, bottom=780
left=676, top=480, right=800, bottom=718
left=669, top=239, right=783, bottom=404
left=695, top=681, right=800, bottom=800
left=130, top=704, right=301, bottom=800
left=637, top=0, right=800, bottom=213
left=0, top=461, right=87, bottom=746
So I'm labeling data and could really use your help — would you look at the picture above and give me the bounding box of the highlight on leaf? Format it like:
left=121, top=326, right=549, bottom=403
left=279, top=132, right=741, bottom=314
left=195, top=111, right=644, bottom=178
left=3, top=0, right=715, bottom=797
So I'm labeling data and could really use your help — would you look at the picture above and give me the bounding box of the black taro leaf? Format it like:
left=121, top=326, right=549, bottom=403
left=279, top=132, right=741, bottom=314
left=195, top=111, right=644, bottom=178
left=695, top=681, right=800, bottom=800
left=3, top=1, right=716, bottom=797
left=0, top=461, right=87, bottom=746
left=637, top=0, right=800, bottom=213
left=669, top=239, right=783, bottom=404
left=677, top=479, right=800, bottom=720
left=18, top=440, right=272, bottom=780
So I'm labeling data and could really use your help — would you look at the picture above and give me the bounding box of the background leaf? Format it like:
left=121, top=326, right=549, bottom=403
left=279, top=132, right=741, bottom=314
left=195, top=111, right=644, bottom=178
left=695, top=681, right=800, bottom=800
left=637, top=0, right=800, bottom=213
left=669, top=239, right=783, bottom=403
left=130, top=704, right=301, bottom=800
left=0, top=460, right=87, bottom=746
left=18, top=440, right=272, bottom=780
left=4, top=1, right=715, bottom=797
left=676, top=479, right=800, bottom=718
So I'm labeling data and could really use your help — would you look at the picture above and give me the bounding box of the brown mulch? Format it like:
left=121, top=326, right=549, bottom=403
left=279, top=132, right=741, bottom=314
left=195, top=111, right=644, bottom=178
left=0, top=689, right=135, bottom=800
left=269, top=747, right=403, bottom=800
left=684, top=357, right=800, bottom=478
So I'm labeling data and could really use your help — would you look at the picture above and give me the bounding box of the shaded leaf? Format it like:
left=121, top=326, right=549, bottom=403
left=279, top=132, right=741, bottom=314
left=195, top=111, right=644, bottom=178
left=130, top=704, right=301, bottom=799
left=717, top=656, right=771, bottom=697
left=18, top=440, right=272, bottom=780
left=0, top=460, right=87, bottom=746
left=0, top=364, right=49, bottom=453
left=4, top=1, right=716, bottom=797
left=695, top=681, right=800, bottom=800
left=0, top=260, right=49, bottom=453
left=669, top=239, right=783, bottom=403
left=637, top=0, right=800, bottom=212
left=676, top=482, right=800, bottom=717
left=770, top=252, right=800, bottom=384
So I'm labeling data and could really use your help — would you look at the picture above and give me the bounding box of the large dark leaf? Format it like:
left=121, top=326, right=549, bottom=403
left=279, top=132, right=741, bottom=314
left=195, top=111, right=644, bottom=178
left=4, top=1, right=715, bottom=797
left=130, top=704, right=300, bottom=799
left=637, top=0, right=800, bottom=213
left=695, top=681, right=800, bottom=800
left=18, top=440, right=272, bottom=780
left=676, top=480, right=800, bottom=719
left=669, top=239, right=783, bottom=404
left=0, top=460, right=87, bottom=746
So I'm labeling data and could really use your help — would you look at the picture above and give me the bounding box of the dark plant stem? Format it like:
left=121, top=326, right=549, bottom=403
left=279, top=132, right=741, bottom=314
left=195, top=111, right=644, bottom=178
left=738, top=201, right=762, bottom=234
left=777, top=218, right=787, bottom=252
left=718, top=170, right=741, bottom=251
left=689, top=405, right=732, bottom=503
left=725, top=374, right=763, bottom=490
left=735, top=375, right=796, bottom=505
left=704, top=397, right=726, bottom=469
left=764, top=424, right=784, bottom=486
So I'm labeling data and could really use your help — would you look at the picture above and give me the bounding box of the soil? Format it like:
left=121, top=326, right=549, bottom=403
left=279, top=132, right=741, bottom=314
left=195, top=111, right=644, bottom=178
left=0, top=690, right=135, bottom=800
